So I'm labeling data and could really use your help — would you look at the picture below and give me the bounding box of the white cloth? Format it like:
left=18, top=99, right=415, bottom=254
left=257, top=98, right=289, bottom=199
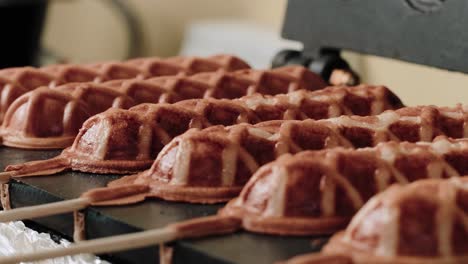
left=0, top=221, right=108, bottom=264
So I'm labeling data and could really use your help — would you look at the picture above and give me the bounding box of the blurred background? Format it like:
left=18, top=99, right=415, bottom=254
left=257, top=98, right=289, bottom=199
left=2, top=0, right=468, bottom=106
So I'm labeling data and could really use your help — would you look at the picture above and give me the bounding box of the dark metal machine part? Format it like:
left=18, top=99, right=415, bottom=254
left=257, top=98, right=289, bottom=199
left=0, top=147, right=322, bottom=264
left=280, top=0, right=468, bottom=74
left=0, top=0, right=48, bottom=68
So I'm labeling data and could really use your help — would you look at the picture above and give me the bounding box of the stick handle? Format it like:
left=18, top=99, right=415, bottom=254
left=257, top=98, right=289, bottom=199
left=0, top=215, right=240, bottom=264
left=5, top=157, right=70, bottom=178
left=0, top=171, right=12, bottom=184
left=281, top=253, right=352, bottom=264
left=0, top=197, right=90, bottom=222
left=0, top=227, right=177, bottom=264
left=170, top=214, right=241, bottom=239
left=0, top=184, right=150, bottom=222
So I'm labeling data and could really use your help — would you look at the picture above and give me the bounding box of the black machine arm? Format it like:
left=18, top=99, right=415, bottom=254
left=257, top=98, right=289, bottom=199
left=274, top=0, right=468, bottom=83
left=272, top=48, right=359, bottom=85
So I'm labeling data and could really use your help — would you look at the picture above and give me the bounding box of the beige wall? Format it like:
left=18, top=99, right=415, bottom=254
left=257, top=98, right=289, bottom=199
left=43, top=0, right=286, bottom=60
left=43, top=0, right=468, bottom=106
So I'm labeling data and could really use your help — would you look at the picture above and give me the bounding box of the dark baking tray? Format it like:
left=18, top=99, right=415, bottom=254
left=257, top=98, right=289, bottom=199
left=0, top=147, right=328, bottom=264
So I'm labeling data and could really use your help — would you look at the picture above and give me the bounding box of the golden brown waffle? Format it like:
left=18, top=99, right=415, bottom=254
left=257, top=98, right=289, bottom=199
left=221, top=136, right=468, bottom=235
left=102, top=105, right=467, bottom=204
left=1, top=85, right=136, bottom=149
left=0, top=54, right=250, bottom=123
left=0, top=66, right=327, bottom=149
left=123, top=54, right=250, bottom=77
left=284, top=177, right=468, bottom=264
left=3, top=85, right=402, bottom=176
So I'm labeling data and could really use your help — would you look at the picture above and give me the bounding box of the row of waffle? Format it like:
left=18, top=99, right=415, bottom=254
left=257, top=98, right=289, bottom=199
left=0, top=54, right=249, bottom=122
left=0, top=55, right=332, bottom=149
left=0, top=54, right=466, bottom=263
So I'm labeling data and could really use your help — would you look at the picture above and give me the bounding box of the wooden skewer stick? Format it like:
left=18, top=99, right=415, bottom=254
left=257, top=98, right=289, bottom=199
left=0, top=157, right=71, bottom=184
left=281, top=252, right=351, bottom=264
left=0, top=184, right=150, bottom=222
left=0, top=226, right=177, bottom=264
left=0, top=171, right=12, bottom=184
left=0, top=197, right=90, bottom=222
left=0, top=215, right=240, bottom=264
